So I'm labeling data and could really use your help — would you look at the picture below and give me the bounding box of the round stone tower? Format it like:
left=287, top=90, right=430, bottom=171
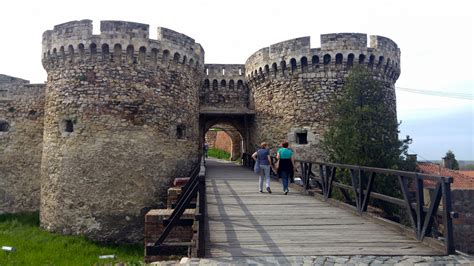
left=245, top=34, right=400, bottom=160
left=41, top=20, right=204, bottom=242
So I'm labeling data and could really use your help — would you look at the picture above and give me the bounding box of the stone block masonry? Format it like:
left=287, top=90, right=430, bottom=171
left=452, top=189, right=474, bottom=254
left=0, top=75, right=45, bottom=213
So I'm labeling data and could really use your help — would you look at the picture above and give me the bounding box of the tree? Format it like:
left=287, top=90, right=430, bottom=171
left=323, top=65, right=411, bottom=168
left=444, top=150, right=460, bottom=170
left=322, top=66, right=412, bottom=207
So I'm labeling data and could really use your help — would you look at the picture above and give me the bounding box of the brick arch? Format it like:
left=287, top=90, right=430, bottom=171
left=205, top=124, right=243, bottom=161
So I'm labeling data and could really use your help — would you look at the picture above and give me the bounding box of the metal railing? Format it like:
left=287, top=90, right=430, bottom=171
left=146, top=157, right=206, bottom=257
left=242, top=153, right=456, bottom=254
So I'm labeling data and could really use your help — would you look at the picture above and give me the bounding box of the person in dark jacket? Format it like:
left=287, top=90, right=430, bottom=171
left=276, top=142, right=296, bottom=195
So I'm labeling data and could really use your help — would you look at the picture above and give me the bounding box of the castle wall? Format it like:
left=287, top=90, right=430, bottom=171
left=200, top=64, right=251, bottom=112
left=40, top=20, right=204, bottom=243
left=0, top=76, right=45, bottom=213
left=205, top=130, right=217, bottom=147
left=213, top=131, right=232, bottom=154
left=245, top=34, right=400, bottom=160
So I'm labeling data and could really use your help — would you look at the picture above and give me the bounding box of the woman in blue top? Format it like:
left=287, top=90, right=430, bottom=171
left=276, top=141, right=295, bottom=195
left=252, top=142, right=273, bottom=193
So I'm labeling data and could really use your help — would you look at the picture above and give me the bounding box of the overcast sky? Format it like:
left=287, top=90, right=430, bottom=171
left=1, top=0, right=473, bottom=160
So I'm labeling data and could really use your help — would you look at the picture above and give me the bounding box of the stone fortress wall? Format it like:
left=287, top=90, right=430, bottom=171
left=245, top=34, right=400, bottom=160
left=200, top=64, right=250, bottom=112
left=40, top=20, right=204, bottom=242
left=0, top=20, right=401, bottom=244
left=0, top=75, right=45, bottom=213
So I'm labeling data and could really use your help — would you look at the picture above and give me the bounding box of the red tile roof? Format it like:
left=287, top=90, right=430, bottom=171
left=417, top=163, right=474, bottom=189
left=460, top=170, right=474, bottom=178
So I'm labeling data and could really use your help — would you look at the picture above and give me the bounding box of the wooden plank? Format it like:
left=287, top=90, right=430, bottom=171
left=206, top=247, right=442, bottom=257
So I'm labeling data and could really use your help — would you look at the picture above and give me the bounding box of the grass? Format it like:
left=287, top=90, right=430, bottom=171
left=0, top=212, right=144, bottom=265
left=207, top=148, right=231, bottom=160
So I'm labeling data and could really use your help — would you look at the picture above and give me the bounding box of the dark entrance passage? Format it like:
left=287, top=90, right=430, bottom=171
left=200, top=110, right=254, bottom=160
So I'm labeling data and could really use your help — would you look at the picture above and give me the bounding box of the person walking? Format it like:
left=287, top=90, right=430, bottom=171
left=252, top=142, right=273, bottom=193
left=276, top=141, right=296, bottom=195
left=203, top=142, right=209, bottom=158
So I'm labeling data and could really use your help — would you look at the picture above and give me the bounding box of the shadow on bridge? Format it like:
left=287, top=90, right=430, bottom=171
left=204, top=158, right=444, bottom=258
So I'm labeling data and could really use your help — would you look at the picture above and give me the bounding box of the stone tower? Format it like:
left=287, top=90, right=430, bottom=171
left=40, top=20, right=204, bottom=242
left=245, top=34, right=400, bottom=160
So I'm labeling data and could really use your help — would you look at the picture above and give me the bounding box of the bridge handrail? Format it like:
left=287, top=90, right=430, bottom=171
left=146, top=157, right=206, bottom=257
left=241, top=153, right=456, bottom=255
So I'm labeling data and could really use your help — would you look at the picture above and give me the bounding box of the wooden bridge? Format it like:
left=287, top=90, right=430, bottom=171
left=205, top=159, right=443, bottom=257
left=146, top=157, right=455, bottom=259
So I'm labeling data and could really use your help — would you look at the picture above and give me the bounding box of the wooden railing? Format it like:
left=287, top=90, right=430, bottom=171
left=241, top=153, right=456, bottom=254
left=146, top=157, right=206, bottom=257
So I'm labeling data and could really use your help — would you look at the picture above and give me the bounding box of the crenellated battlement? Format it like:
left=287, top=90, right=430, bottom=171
left=245, top=33, right=401, bottom=83
left=42, top=20, right=205, bottom=71
left=202, top=64, right=247, bottom=98
left=200, top=64, right=250, bottom=112
left=204, top=64, right=245, bottom=80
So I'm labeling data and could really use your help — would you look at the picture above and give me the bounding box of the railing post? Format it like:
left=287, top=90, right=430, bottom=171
left=398, top=175, right=417, bottom=232
left=305, top=163, right=312, bottom=190
left=300, top=162, right=307, bottom=189
left=349, top=169, right=360, bottom=211
left=358, top=169, right=363, bottom=213
left=441, top=180, right=455, bottom=254
left=415, top=174, right=424, bottom=239
left=319, top=164, right=325, bottom=195
left=361, top=172, right=375, bottom=212
left=197, top=173, right=206, bottom=257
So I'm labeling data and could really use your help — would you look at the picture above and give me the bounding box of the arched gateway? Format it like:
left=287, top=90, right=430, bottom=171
left=199, top=64, right=254, bottom=157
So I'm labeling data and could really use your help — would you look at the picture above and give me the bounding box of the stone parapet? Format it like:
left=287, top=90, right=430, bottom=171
left=245, top=34, right=400, bottom=84
left=42, top=20, right=205, bottom=72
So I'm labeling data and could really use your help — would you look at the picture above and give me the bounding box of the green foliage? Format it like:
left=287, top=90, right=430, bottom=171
left=0, top=213, right=144, bottom=265
left=464, top=164, right=474, bottom=170
left=322, top=66, right=412, bottom=214
left=207, top=147, right=231, bottom=160
left=323, top=66, right=411, bottom=168
left=444, top=150, right=460, bottom=170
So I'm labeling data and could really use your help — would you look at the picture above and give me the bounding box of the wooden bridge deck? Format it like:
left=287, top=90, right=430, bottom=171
left=204, top=159, right=443, bottom=257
